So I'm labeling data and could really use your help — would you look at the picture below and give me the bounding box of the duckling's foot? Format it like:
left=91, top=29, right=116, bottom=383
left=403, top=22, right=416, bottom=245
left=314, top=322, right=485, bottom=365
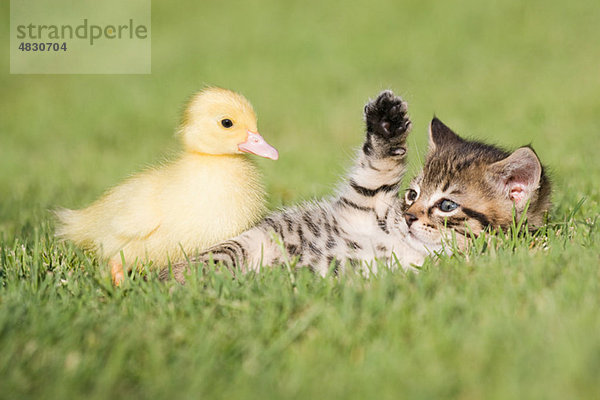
left=109, top=258, right=125, bottom=286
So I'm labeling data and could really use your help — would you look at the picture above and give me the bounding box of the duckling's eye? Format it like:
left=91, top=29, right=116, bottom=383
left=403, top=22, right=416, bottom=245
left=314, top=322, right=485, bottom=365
left=405, top=189, right=418, bottom=203
left=439, top=199, right=459, bottom=212
left=221, top=119, right=234, bottom=128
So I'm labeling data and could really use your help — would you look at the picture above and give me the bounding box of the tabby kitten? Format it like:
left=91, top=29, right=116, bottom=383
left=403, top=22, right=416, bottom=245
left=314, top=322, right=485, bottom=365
left=160, top=91, right=551, bottom=283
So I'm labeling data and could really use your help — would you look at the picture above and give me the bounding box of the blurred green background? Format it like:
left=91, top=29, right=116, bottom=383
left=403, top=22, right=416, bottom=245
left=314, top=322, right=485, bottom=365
left=2, top=0, right=600, bottom=399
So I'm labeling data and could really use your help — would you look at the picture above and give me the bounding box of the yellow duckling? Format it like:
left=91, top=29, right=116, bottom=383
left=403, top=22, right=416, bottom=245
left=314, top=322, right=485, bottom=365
left=56, top=87, right=278, bottom=284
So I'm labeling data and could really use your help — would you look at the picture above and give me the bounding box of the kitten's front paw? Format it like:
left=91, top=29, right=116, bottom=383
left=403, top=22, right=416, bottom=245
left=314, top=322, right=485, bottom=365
left=364, top=90, right=411, bottom=140
left=363, top=91, right=411, bottom=158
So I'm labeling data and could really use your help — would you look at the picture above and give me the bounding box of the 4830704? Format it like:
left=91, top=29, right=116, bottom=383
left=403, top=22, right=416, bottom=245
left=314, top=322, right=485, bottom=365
left=18, top=42, right=67, bottom=52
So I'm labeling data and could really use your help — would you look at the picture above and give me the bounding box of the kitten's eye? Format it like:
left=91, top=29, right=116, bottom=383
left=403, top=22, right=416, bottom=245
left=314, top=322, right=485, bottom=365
left=406, top=189, right=418, bottom=202
left=439, top=199, right=459, bottom=212
left=221, top=118, right=234, bottom=128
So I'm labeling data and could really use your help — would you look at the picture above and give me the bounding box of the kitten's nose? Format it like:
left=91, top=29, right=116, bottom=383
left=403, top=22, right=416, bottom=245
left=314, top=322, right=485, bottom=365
left=404, top=213, right=418, bottom=228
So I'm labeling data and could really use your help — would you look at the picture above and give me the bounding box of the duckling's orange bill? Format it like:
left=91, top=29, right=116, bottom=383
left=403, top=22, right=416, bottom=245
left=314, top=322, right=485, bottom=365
left=238, top=131, right=279, bottom=160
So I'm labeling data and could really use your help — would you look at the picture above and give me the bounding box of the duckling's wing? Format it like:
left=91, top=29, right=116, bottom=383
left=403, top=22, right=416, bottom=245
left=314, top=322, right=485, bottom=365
left=110, top=200, right=162, bottom=243
left=112, top=217, right=161, bottom=243
left=106, top=178, right=163, bottom=244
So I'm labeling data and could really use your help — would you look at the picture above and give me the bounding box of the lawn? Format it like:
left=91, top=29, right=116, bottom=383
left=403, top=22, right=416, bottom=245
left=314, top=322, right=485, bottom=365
left=1, top=0, right=600, bottom=398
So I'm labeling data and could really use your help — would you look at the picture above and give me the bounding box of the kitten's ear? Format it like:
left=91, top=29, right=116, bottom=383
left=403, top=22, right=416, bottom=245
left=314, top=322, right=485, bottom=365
left=487, top=147, right=542, bottom=210
left=428, top=117, right=462, bottom=151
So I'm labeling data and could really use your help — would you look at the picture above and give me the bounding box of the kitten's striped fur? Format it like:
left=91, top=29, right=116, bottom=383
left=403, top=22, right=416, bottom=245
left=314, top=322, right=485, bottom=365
left=160, top=91, right=551, bottom=283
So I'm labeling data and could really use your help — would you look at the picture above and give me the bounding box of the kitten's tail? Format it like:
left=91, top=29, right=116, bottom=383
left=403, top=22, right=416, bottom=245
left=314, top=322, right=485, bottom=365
left=159, top=240, right=244, bottom=283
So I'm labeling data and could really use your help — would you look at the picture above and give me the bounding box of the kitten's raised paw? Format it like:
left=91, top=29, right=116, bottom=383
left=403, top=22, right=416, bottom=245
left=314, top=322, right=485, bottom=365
left=363, top=90, right=411, bottom=157
left=364, top=90, right=411, bottom=139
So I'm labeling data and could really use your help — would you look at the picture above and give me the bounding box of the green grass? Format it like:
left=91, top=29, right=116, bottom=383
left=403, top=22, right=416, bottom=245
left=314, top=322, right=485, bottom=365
left=1, top=0, right=600, bottom=398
